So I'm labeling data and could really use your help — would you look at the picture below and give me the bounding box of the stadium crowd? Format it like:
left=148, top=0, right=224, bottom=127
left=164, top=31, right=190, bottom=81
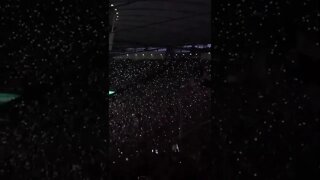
left=109, top=56, right=212, bottom=179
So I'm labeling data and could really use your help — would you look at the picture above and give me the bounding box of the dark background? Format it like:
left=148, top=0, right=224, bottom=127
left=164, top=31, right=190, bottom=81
left=0, top=0, right=108, bottom=179
left=213, top=0, right=320, bottom=179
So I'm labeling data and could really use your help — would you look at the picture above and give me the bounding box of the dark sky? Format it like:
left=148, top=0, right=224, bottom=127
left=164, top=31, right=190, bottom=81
left=110, top=0, right=211, bottom=50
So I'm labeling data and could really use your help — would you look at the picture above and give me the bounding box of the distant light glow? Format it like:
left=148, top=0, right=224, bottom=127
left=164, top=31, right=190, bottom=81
left=157, top=48, right=167, bottom=52
left=0, top=93, right=20, bottom=104
left=109, top=91, right=115, bottom=95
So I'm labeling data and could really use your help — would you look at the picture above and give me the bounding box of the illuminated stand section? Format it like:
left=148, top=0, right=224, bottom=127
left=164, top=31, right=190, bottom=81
left=0, top=93, right=20, bottom=105
left=113, top=44, right=212, bottom=61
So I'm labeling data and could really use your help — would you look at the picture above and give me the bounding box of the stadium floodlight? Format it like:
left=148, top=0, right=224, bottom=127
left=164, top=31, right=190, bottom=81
left=109, top=91, right=115, bottom=95
left=0, top=93, right=20, bottom=105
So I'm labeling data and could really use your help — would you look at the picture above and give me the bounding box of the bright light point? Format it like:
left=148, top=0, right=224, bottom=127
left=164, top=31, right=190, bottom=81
left=111, top=4, right=114, bottom=7
left=0, top=93, right=20, bottom=104
left=109, top=91, right=115, bottom=95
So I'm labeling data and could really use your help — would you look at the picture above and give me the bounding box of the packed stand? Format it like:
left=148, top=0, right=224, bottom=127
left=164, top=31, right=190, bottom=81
left=109, top=56, right=212, bottom=178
